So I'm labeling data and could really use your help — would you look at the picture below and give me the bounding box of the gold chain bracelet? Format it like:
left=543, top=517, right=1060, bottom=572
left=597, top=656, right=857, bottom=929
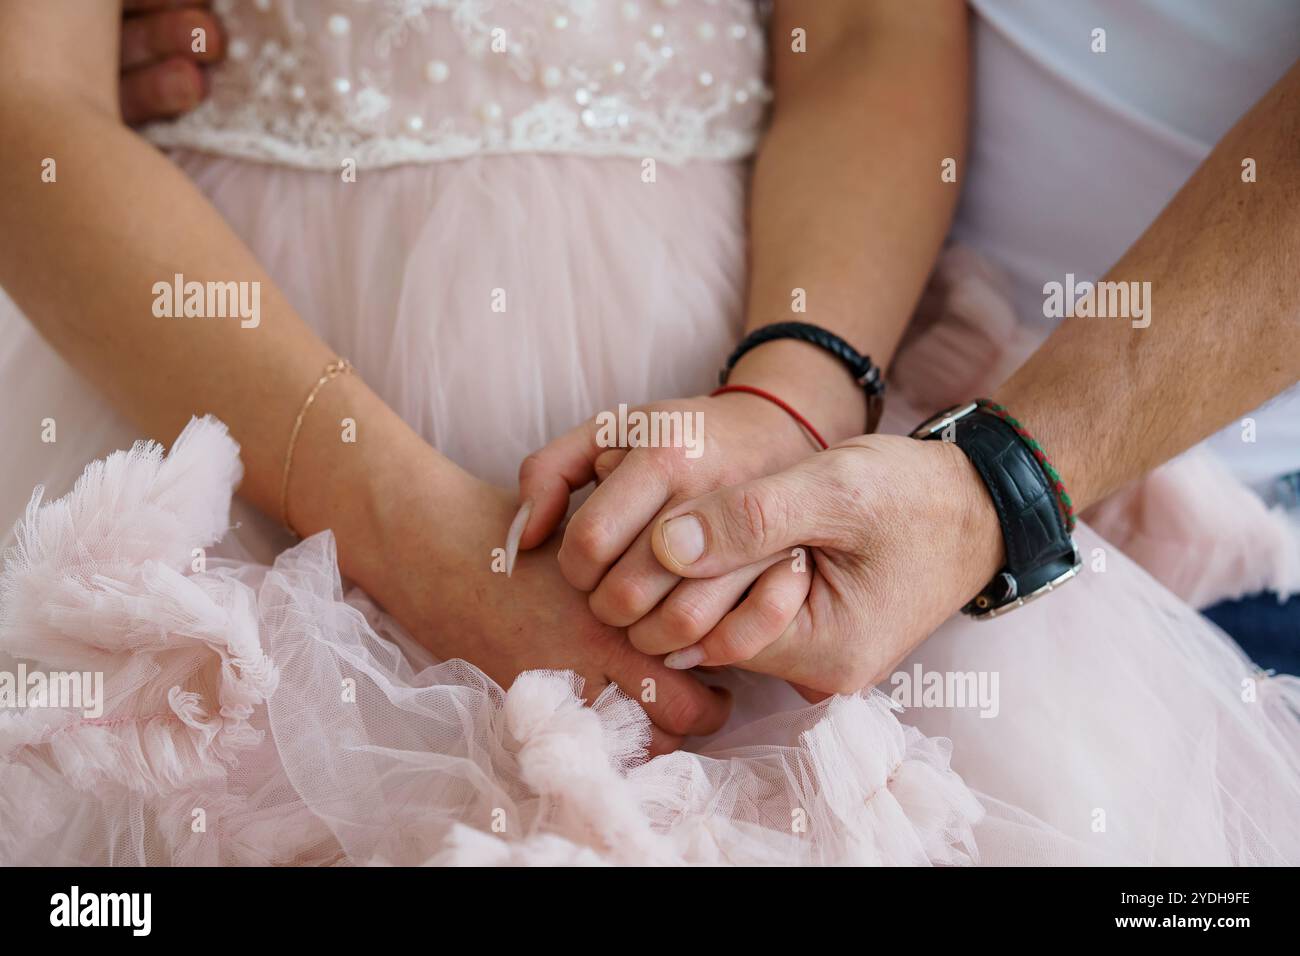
left=280, top=357, right=353, bottom=535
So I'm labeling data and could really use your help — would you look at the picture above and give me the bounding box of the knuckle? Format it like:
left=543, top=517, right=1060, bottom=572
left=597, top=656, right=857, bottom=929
left=741, top=488, right=769, bottom=542
left=626, top=619, right=666, bottom=655
left=708, top=631, right=757, bottom=665
left=593, top=448, right=626, bottom=480
left=659, top=690, right=706, bottom=735
left=808, top=450, right=878, bottom=543
left=591, top=576, right=648, bottom=625
left=661, top=594, right=711, bottom=642
left=641, top=444, right=685, bottom=481
left=564, top=512, right=613, bottom=565
left=751, top=590, right=792, bottom=632
left=823, top=449, right=867, bottom=498
left=730, top=487, right=783, bottom=556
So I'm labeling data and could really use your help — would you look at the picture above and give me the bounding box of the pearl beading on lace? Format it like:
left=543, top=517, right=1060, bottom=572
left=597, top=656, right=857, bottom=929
left=143, top=0, right=773, bottom=170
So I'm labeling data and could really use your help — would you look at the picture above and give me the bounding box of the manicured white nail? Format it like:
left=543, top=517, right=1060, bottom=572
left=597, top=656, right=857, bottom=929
left=664, top=645, right=706, bottom=670
left=505, top=500, right=532, bottom=577
left=662, top=514, right=705, bottom=566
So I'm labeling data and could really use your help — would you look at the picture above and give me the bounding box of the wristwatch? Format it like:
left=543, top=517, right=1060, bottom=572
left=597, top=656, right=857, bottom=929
left=911, top=402, right=1081, bottom=619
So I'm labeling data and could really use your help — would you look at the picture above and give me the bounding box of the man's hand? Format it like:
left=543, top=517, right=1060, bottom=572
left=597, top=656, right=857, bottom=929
left=516, top=392, right=821, bottom=633
left=644, top=434, right=1005, bottom=698
left=120, top=0, right=224, bottom=125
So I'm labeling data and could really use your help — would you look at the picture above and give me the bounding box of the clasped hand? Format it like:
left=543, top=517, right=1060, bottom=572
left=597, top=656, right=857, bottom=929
left=518, top=394, right=1005, bottom=700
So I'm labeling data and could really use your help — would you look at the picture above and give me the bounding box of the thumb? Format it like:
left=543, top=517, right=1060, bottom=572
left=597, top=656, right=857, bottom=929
left=516, top=419, right=602, bottom=549
left=651, top=470, right=824, bottom=578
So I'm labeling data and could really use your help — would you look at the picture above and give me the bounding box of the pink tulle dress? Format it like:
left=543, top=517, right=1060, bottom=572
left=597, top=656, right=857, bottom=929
left=0, top=0, right=1297, bottom=866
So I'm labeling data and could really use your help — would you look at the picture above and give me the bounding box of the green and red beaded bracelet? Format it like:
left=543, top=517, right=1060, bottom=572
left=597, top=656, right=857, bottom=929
left=975, top=399, right=1077, bottom=532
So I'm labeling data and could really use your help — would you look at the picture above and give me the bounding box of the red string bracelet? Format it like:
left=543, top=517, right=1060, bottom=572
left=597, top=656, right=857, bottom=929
left=710, top=384, right=829, bottom=450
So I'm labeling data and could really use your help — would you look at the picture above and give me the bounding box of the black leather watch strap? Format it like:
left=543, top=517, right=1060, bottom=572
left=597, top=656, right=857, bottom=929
left=913, top=405, right=1080, bottom=618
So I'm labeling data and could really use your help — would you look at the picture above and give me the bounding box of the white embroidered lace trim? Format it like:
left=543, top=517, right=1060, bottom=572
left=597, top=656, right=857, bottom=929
left=143, top=100, right=764, bottom=169
left=142, top=0, right=771, bottom=169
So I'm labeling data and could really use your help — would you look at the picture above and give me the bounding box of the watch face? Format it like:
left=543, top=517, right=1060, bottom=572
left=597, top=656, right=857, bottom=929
left=910, top=402, right=977, bottom=439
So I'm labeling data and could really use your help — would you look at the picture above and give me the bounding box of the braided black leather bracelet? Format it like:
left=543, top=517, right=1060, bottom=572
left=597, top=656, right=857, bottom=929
left=719, top=321, right=885, bottom=432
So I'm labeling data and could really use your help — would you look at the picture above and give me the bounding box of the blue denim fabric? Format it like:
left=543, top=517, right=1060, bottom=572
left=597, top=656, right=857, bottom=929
left=1203, top=592, right=1300, bottom=676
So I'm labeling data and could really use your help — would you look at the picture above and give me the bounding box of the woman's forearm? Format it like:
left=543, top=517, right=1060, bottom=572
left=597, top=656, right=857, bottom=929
left=0, top=74, right=463, bottom=584
left=993, top=59, right=1300, bottom=511
left=731, top=0, right=969, bottom=443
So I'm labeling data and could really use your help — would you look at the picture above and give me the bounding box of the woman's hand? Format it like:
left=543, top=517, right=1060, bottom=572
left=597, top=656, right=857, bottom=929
left=641, top=434, right=1005, bottom=698
left=120, top=0, right=224, bottom=124
left=352, top=457, right=732, bottom=753
left=515, top=390, right=823, bottom=638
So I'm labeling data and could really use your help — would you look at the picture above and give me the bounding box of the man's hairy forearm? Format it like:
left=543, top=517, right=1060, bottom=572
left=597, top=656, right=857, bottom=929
left=994, top=59, right=1300, bottom=511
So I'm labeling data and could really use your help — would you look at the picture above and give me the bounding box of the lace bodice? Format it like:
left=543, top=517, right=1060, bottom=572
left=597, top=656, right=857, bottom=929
left=142, top=0, right=772, bottom=169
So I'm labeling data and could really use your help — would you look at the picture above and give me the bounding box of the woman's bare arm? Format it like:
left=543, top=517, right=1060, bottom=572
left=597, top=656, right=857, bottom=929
left=0, top=0, right=460, bottom=583
left=0, top=1, right=737, bottom=737
left=730, top=0, right=969, bottom=442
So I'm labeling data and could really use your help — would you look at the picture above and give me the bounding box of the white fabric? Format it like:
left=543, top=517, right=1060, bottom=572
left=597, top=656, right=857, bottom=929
left=143, top=0, right=771, bottom=168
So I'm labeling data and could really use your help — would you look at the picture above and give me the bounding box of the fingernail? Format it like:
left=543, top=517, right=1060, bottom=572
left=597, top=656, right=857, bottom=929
left=662, top=514, right=705, bottom=566
left=664, top=646, right=706, bottom=670
left=505, top=500, right=532, bottom=577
